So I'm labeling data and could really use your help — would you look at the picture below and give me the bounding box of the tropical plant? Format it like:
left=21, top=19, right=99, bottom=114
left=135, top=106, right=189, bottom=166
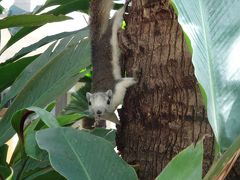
left=0, top=0, right=137, bottom=179
left=1, top=0, right=240, bottom=179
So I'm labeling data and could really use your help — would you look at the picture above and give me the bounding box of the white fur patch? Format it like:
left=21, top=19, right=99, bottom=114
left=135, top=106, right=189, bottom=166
left=87, top=92, right=113, bottom=116
left=112, top=78, right=136, bottom=107
left=110, top=7, right=125, bottom=80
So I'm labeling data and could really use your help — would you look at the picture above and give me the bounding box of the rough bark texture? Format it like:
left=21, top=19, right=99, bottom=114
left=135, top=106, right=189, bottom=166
left=116, top=1, right=215, bottom=179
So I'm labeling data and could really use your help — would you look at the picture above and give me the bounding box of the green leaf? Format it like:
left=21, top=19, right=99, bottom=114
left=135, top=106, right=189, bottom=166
left=1, top=42, right=57, bottom=107
left=12, top=157, right=50, bottom=179
left=57, top=114, right=85, bottom=126
left=43, top=0, right=80, bottom=7
left=0, top=166, right=13, bottom=180
left=156, top=140, right=203, bottom=180
left=27, top=107, right=59, bottom=128
left=10, top=104, right=53, bottom=163
left=1, top=30, right=87, bottom=106
left=0, top=2, right=87, bottom=55
left=0, top=27, right=38, bottom=56
left=23, top=168, right=65, bottom=180
left=172, top=0, right=240, bottom=150
left=0, top=14, right=71, bottom=29
left=0, top=144, right=8, bottom=166
left=5, top=29, right=83, bottom=65
left=0, top=5, right=4, bottom=14
left=11, top=106, right=59, bottom=137
left=25, top=131, right=48, bottom=161
left=36, top=127, right=138, bottom=180
left=204, top=134, right=240, bottom=180
left=45, top=0, right=90, bottom=14
left=88, top=128, right=116, bottom=147
left=0, top=55, right=39, bottom=92
left=0, top=30, right=90, bottom=146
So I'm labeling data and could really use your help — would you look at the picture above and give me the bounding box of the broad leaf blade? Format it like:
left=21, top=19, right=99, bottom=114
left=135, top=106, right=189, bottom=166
left=7, top=29, right=83, bottom=64
left=26, top=107, right=59, bottom=128
left=0, top=27, right=38, bottom=56
left=57, top=114, right=84, bottom=126
left=156, top=140, right=203, bottom=180
left=0, top=42, right=57, bottom=107
left=204, top=135, right=240, bottom=180
left=45, top=0, right=90, bottom=14
left=0, top=55, right=38, bottom=92
left=0, top=144, right=8, bottom=166
left=36, top=127, right=138, bottom=180
left=0, top=166, right=13, bottom=180
left=172, top=0, right=240, bottom=150
left=0, top=5, right=4, bottom=14
left=0, top=14, right=71, bottom=29
left=0, top=30, right=91, bottom=146
left=11, top=106, right=59, bottom=139
left=25, top=131, right=48, bottom=161
left=0, top=1, right=87, bottom=56
left=89, top=128, right=116, bottom=147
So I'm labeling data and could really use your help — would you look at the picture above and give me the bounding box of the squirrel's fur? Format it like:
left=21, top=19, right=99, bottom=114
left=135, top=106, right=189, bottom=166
left=87, top=0, right=135, bottom=124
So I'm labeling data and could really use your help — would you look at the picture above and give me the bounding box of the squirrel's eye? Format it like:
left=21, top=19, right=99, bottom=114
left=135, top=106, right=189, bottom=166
left=88, top=101, right=91, bottom=106
left=107, top=99, right=110, bottom=105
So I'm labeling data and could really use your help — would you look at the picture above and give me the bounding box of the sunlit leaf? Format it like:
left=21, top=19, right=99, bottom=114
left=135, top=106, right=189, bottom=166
left=156, top=140, right=203, bottom=180
left=36, top=127, right=138, bottom=180
left=172, top=0, right=240, bottom=150
left=0, top=14, right=71, bottom=29
left=0, top=29, right=90, bottom=146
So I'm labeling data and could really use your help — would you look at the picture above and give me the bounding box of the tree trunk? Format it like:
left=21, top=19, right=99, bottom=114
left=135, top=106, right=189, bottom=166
left=116, top=1, right=214, bottom=179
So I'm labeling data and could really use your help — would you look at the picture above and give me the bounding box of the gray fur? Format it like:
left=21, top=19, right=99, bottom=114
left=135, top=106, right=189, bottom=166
left=88, top=1, right=136, bottom=123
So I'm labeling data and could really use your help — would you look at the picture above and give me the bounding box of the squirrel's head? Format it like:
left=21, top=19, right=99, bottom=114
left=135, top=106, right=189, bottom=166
left=86, top=90, right=113, bottom=119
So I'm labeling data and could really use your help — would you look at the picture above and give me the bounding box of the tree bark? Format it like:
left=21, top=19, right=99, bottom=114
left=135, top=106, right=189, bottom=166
left=116, top=1, right=214, bottom=179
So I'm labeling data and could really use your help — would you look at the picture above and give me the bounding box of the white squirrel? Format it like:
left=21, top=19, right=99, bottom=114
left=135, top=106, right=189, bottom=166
left=86, top=0, right=136, bottom=124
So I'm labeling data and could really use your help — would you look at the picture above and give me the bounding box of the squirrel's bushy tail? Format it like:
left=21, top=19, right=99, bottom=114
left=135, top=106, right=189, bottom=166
left=90, top=0, right=113, bottom=42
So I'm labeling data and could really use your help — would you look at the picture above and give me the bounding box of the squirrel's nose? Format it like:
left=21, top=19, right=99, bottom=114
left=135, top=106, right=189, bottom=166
left=97, top=110, right=102, bottom=115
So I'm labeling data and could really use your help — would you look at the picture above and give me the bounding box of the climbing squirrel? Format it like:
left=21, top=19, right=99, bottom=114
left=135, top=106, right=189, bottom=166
left=86, top=0, right=136, bottom=124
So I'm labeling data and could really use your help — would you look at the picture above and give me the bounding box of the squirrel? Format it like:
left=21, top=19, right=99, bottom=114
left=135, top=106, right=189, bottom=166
left=86, top=0, right=136, bottom=125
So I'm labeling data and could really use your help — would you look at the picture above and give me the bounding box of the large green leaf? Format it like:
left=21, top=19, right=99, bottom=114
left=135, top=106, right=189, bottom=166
left=9, top=103, right=56, bottom=164
left=11, top=106, right=59, bottom=161
left=1, top=28, right=88, bottom=107
left=0, top=27, right=38, bottom=56
left=0, top=144, right=8, bottom=166
left=0, top=145, right=13, bottom=180
left=0, top=30, right=91, bottom=146
left=0, top=42, right=57, bottom=107
left=12, top=157, right=54, bottom=179
left=156, top=140, right=203, bottom=180
left=172, top=0, right=240, bottom=150
left=88, top=128, right=116, bottom=147
left=0, top=14, right=71, bottom=29
left=204, top=134, right=240, bottom=179
left=0, top=166, right=13, bottom=180
left=36, top=127, right=138, bottom=180
left=11, top=106, right=59, bottom=136
left=23, top=168, right=65, bottom=180
left=0, top=1, right=88, bottom=56
left=57, top=114, right=84, bottom=126
left=25, top=131, right=48, bottom=161
left=0, top=5, right=4, bottom=14
left=42, top=0, right=82, bottom=8
left=45, top=0, right=90, bottom=14
left=6, top=29, right=83, bottom=65
left=0, top=55, right=38, bottom=92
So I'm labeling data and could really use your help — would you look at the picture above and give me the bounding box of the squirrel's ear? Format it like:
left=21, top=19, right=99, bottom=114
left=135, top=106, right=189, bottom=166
left=86, top=92, right=92, bottom=101
left=106, top=90, right=112, bottom=97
